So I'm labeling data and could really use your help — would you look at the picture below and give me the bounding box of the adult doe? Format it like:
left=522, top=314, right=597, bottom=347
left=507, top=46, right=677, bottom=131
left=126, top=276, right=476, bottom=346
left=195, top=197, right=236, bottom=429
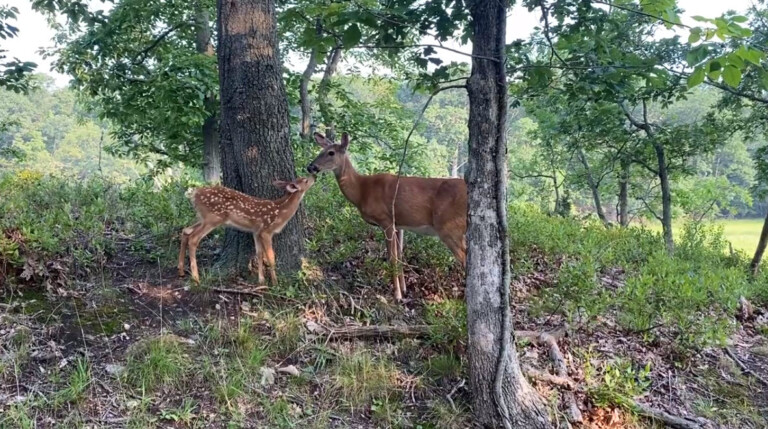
left=178, top=176, right=315, bottom=284
left=307, top=132, right=467, bottom=301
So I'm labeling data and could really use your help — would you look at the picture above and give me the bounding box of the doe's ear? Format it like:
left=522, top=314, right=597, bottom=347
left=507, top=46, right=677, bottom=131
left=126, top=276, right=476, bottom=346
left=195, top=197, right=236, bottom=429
left=313, top=132, right=329, bottom=148
left=340, top=132, right=350, bottom=151
left=286, top=183, right=300, bottom=193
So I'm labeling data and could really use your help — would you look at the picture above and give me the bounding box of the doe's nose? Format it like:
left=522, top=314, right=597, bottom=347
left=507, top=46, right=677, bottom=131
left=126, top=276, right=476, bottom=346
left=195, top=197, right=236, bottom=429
left=307, top=165, right=318, bottom=174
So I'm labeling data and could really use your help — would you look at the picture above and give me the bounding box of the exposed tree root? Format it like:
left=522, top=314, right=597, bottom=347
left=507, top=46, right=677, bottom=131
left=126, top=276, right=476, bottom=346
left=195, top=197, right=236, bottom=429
left=523, top=366, right=576, bottom=390
left=516, top=329, right=583, bottom=423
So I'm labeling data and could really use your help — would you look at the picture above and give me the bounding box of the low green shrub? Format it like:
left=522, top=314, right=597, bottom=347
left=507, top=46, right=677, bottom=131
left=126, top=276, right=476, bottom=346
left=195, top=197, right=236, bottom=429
left=510, top=203, right=755, bottom=350
left=0, top=169, right=201, bottom=289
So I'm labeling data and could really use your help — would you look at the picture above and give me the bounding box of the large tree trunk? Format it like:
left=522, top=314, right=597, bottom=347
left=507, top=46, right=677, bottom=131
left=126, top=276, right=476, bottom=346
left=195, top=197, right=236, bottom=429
left=654, top=141, right=674, bottom=253
left=577, top=148, right=609, bottom=226
left=196, top=8, right=221, bottom=183
left=750, top=204, right=768, bottom=277
left=618, top=158, right=629, bottom=227
left=216, top=0, right=304, bottom=273
left=466, top=0, right=552, bottom=427
left=299, top=19, right=321, bottom=140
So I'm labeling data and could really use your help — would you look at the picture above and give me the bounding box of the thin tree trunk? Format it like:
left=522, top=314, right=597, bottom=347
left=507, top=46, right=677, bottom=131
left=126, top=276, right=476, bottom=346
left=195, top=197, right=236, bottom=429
left=217, top=0, right=304, bottom=273
left=466, top=0, right=552, bottom=427
left=299, top=19, right=321, bottom=140
left=750, top=204, right=768, bottom=277
left=654, top=141, right=674, bottom=253
left=623, top=100, right=673, bottom=251
left=318, top=45, right=342, bottom=141
left=196, top=8, right=221, bottom=183
left=577, top=148, right=609, bottom=226
left=451, top=139, right=461, bottom=177
left=552, top=173, right=561, bottom=214
left=618, top=158, right=629, bottom=227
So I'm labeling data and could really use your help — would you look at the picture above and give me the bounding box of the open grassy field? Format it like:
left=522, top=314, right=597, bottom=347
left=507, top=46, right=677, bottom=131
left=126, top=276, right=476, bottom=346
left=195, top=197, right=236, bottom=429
left=643, top=218, right=764, bottom=254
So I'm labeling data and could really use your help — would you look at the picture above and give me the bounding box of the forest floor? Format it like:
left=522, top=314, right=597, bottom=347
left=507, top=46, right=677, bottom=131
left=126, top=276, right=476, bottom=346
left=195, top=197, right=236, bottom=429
left=2, top=237, right=768, bottom=428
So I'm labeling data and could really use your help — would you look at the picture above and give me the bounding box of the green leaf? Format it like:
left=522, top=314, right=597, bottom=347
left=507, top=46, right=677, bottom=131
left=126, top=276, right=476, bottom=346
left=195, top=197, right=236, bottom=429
left=722, top=65, right=742, bottom=88
left=687, top=67, right=706, bottom=89
left=741, top=47, right=764, bottom=66
left=727, top=52, right=745, bottom=69
left=731, top=15, right=748, bottom=23
left=686, top=45, right=709, bottom=66
left=342, top=24, right=362, bottom=47
left=687, top=67, right=705, bottom=88
left=688, top=29, right=701, bottom=44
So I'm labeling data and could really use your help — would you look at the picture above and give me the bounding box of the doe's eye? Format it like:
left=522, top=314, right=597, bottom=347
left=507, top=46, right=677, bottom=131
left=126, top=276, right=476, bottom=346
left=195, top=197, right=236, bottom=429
left=328, top=151, right=335, bottom=156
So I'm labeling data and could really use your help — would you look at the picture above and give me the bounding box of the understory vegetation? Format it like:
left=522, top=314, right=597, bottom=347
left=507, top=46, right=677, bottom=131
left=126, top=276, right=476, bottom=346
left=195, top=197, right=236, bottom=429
left=4, top=0, right=768, bottom=424
left=2, top=169, right=767, bottom=428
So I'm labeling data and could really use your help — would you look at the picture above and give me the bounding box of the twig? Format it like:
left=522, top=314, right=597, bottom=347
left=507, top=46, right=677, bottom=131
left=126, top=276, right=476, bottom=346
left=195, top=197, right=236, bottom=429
left=211, top=286, right=268, bottom=297
left=632, top=402, right=703, bottom=429
left=312, top=324, right=432, bottom=339
left=446, top=378, right=465, bottom=412
left=725, top=347, right=768, bottom=386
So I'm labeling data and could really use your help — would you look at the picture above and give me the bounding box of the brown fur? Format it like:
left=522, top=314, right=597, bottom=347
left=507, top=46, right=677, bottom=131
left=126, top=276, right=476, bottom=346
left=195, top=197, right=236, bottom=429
left=307, top=132, right=467, bottom=300
left=178, top=176, right=315, bottom=284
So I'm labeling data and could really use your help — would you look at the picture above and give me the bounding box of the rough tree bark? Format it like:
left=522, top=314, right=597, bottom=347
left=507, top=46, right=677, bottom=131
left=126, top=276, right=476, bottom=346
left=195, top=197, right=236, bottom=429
left=465, top=0, right=552, bottom=427
left=577, top=148, right=608, bottom=226
left=299, top=19, right=321, bottom=140
left=196, top=7, right=221, bottom=183
left=751, top=204, right=768, bottom=277
left=618, top=157, right=629, bottom=227
left=216, top=0, right=304, bottom=272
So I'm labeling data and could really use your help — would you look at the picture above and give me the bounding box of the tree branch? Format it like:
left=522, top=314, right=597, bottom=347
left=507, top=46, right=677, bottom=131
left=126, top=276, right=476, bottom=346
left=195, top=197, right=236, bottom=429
left=592, top=1, right=688, bottom=29
left=637, top=195, right=662, bottom=222
left=131, top=22, right=189, bottom=65
left=355, top=44, right=499, bottom=62
left=538, top=1, right=568, bottom=68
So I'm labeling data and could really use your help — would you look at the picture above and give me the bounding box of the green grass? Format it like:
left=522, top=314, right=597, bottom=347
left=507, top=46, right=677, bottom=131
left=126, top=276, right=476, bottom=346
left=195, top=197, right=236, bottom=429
left=642, top=218, right=763, bottom=254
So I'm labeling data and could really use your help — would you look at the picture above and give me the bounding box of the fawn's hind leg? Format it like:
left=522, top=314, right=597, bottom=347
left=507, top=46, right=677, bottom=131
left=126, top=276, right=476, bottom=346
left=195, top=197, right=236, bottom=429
left=178, top=223, right=200, bottom=277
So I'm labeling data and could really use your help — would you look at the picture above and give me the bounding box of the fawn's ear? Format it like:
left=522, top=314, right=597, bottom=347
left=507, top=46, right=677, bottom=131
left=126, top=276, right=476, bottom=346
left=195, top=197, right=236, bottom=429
left=313, top=132, right=330, bottom=148
left=272, top=179, right=290, bottom=190
left=340, top=132, right=350, bottom=151
left=286, top=183, right=300, bottom=193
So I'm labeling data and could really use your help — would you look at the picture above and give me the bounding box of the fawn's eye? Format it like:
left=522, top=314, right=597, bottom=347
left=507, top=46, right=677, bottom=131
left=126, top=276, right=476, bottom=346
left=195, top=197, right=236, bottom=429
left=328, top=151, right=335, bottom=157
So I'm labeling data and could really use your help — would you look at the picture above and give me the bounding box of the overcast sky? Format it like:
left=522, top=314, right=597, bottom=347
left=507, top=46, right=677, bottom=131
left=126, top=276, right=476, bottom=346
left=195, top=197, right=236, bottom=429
left=2, top=0, right=753, bottom=88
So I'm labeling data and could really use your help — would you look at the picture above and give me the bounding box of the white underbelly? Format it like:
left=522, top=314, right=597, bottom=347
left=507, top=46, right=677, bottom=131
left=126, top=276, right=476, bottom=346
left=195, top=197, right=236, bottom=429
left=400, top=225, right=438, bottom=236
